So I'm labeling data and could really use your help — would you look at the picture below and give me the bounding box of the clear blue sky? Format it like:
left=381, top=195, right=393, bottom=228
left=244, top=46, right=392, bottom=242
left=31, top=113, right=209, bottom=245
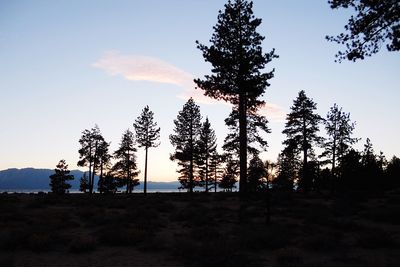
left=1, top=0, right=399, bottom=181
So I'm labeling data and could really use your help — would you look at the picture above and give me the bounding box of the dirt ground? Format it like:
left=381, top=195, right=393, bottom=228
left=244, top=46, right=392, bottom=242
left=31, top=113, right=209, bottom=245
left=1, top=191, right=399, bottom=266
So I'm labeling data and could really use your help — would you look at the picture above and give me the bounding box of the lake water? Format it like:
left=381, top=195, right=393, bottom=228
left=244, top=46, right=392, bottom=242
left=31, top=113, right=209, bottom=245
left=0, top=188, right=237, bottom=194
left=0, top=188, right=182, bottom=194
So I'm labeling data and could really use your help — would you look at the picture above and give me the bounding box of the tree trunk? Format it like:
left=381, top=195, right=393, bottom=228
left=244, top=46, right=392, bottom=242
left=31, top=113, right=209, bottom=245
left=144, top=146, right=148, bottom=195
left=332, top=136, right=337, bottom=174
left=214, top=163, right=217, bottom=193
left=239, top=93, right=247, bottom=195
left=126, top=170, right=129, bottom=194
left=303, top=147, right=308, bottom=191
left=205, top=155, right=209, bottom=193
left=189, top=157, right=194, bottom=193
left=88, top=145, right=92, bottom=194
left=265, top=184, right=271, bottom=224
left=189, top=120, right=194, bottom=193
left=126, top=150, right=130, bottom=194
left=91, top=163, right=96, bottom=194
left=302, top=116, right=308, bottom=191
left=91, top=141, right=98, bottom=194
left=100, top=160, right=103, bottom=194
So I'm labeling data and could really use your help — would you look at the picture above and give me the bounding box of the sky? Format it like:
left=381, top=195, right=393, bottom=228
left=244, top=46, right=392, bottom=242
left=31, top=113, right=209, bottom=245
left=1, top=0, right=399, bottom=182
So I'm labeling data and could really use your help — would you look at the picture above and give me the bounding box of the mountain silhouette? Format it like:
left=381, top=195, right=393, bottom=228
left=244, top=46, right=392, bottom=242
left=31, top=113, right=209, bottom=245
left=0, top=168, right=180, bottom=191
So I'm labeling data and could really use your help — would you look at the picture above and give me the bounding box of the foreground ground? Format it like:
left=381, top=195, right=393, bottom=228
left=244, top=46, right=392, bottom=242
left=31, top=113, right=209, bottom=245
left=0, top=190, right=400, bottom=267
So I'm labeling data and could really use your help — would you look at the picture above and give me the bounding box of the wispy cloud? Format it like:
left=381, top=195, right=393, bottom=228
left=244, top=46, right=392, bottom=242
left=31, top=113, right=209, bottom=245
left=93, top=51, right=286, bottom=121
left=93, top=51, right=193, bottom=86
left=258, top=103, right=286, bottom=122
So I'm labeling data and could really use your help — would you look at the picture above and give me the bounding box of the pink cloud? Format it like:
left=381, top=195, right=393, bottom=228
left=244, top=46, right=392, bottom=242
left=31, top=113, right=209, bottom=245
left=93, top=51, right=286, bottom=121
left=93, top=51, right=193, bottom=86
left=257, top=103, right=286, bottom=122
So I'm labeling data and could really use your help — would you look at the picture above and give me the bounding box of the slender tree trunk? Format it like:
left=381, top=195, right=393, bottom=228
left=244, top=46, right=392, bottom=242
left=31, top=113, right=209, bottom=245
left=205, top=154, right=209, bottom=193
left=91, top=163, right=96, bottom=194
left=144, top=146, right=148, bottom=195
left=88, top=165, right=92, bottom=194
left=332, top=136, right=337, bottom=173
left=126, top=170, right=130, bottom=194
left=91, top=141, right=98, bottom=194
left=189, top=157, right=194, bottom=193
left=126, top=174, right=129, bottom=194
left=189, top=120, right=194, bottom=193
left=266, top=178, right=271, bottom=224
left=302, top=116, right=308, bottom=191
left=239, top=93, right=247, bottom=195
left=331, top=136, right=337, bottom=194
left=303, top=147, right=308, bottom=191
left=332, top=114, right=337, bottom=179
left=88, top=145, right=92, bottom=194
left=126, top=150, right=130, bottom=194
left=214, top=163, right=217, bottom=193
left=100, top=160, right=103, bottom=194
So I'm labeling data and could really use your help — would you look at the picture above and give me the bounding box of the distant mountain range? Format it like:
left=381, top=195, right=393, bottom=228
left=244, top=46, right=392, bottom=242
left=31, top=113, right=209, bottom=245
left=0, top=168, right=180, bottom=191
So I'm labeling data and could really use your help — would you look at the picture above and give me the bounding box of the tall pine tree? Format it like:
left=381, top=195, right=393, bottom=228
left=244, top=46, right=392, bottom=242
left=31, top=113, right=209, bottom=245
left=282, top=90, right=322, bottom=191
left=113, top=129, right=140, bottom=193
left=196, top=117, right=217, bottom=192
left=209, top=151, right=224, bottom=192
left=322, top=104, right=358, bottom=178
left=195, top=0, right=277, bottom=193
left=96, top=138, right=111, bottom=194
left=77, top=125, right=106, bottom=194
left=170, top=98, right=202, bottom=193
left=133, top=105, right=161, bottom=195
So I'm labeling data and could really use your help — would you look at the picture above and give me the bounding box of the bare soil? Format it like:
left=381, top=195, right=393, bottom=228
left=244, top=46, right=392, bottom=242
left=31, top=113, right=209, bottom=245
left=1, top=191, right=400, bottom=266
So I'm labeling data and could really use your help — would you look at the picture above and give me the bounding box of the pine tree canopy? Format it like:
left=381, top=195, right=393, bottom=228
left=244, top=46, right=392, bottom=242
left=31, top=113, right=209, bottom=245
left=195, top=0, right=277, bottom=109
left=112, top=129, right=139, bottom=193
left=322, top=103, right=358, bottom=170
left=134, top=105, right=161, bottom=149
left=282, top=90, right=323, bottom=155
left=169, top=98, right=202, bottom=192
left=327, top=0, right=400, bottom=62
left=49, top=159, right=74, bottom=194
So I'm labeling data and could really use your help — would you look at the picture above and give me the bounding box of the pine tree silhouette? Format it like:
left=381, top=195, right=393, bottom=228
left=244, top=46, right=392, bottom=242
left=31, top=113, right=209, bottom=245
left=195, top=0, right=277, bottom=193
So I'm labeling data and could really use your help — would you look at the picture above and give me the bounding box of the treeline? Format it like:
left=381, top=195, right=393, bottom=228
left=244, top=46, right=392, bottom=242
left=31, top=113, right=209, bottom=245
left=49, top=106, right=160, bottom=195
left=49, top=91, right=400, bottom=196
left=274, top=90, right=400, bottom=194
left=169, top=97, right=269, bottom=193
left=168, top=92, right=400, bottom=195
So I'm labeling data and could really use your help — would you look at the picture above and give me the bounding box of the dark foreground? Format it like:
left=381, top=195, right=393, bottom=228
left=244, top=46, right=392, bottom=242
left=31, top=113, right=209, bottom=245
left=1, top=191, right=400, bottom=267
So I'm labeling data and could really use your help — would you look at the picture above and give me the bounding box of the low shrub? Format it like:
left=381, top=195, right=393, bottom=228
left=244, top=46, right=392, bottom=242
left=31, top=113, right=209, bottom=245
left=97, top=225, right=150, bottom=247
left=357, top=228, right=397, bottom=249
left=69, top=236, right=97, bottom=253
left=276, top=248, right=304, bottom=267
left=0, top=228, right=29, bottom=250
left=0, top=255, right=15, bottom=267
left=361, top=205, right=400, bottom=225
left=28, top=233, right=54, bottom=252
left=303, top=231, right=343, bottom=251
left=239, top=223, right=293, bottom=250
